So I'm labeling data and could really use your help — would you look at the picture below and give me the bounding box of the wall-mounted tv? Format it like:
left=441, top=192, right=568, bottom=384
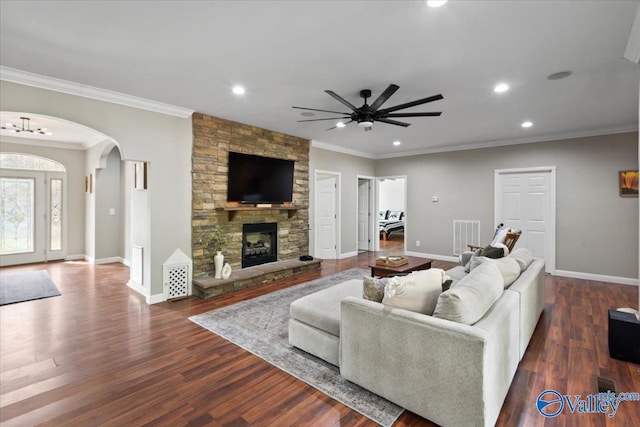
left=227, top=152, right=295, bottom=204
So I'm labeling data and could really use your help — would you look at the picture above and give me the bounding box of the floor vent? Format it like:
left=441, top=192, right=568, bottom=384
left=594, top=375, right=618, bottom=394
left=163, top=249, right=193, bottom=300
left=453, top=220, right=481, bottom=256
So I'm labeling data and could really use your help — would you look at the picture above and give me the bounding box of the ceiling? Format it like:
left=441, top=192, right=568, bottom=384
left=0, top=1, right=638, bottom=158
left=0, top=112, right=108, bottom=149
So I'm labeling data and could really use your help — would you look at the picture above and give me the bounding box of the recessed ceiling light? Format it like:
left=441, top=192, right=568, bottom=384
left=232, top=86, right=245, bottom=95
left=336, top=122, right=346, bottom=128
left=547, top=71, right=572, bottom=80
left=300, top=112, right=314, bottom=117
left=393, top=140, right=401, bottom=146
left=427, top=0, right=448, bottom=7
left=494, top=83, right=509, bottom=93
left=521, top=121, right=533, bottom=128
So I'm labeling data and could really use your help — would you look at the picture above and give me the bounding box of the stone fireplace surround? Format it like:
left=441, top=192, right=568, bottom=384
left=191, top=113, right=310, bottom=282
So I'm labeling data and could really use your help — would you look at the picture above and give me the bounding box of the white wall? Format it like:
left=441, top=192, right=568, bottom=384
left=309, top=145, right=375, bottom=256
left=375, top=132, right=639, bottom=282
left=1, top=80, right=192, bottom=303
left=0, top=141, right=86, bottom=257
left=379, top=178, right=405, bottom=212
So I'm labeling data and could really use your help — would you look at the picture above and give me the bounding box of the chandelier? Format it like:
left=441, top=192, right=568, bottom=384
left=1, top=117, right=52, bottom=135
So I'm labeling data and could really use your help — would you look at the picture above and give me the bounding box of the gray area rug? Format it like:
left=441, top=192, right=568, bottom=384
left=189, top=268, right=404, bottom=427
left=0, top=270, right=61, bottom=305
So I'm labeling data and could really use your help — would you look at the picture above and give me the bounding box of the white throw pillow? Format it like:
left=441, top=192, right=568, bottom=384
left=433, top=263, right=504, bottom=325
left=382, top=268, right=446, bottom=315
left=469, top=256, right=521, bottom=288
left=509, top=248, right=534, bottom=270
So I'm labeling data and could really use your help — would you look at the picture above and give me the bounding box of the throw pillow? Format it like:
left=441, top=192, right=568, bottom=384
left=442, top=279, right=453, bottom=292
left=382, top=268, right=446, bottom=315
left=482, top=244, right=507, bottom=259
left=433, top=263, right=504, bottom=325
left=468, top=256, right=521, bottom=287
left=362, top=276, right=387, bottom=303
left=509, top=248, right=534, bottom=270
left=387, top=211, right=401, bottom=221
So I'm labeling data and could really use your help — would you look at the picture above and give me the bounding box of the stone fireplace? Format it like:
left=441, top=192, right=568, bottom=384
left=191, top=112, right=310, bottom=279
left=242, top=222, right=277, bottom=268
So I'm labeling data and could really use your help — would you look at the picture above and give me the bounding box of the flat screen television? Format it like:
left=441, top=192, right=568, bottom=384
left=227, top=152, right=295, bottom=204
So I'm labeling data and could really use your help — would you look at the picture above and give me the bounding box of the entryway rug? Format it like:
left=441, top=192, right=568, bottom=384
left=189, top=268, right=404, bottom=427
left=0, top=270, right=61, bottom=306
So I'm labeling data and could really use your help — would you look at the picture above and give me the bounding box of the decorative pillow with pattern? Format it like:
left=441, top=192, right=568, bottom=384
left=387, top=211, right=402, bottom=221
left=362, top=276, right=388, bottom=302
left=379, top=210, right=389, bottom=220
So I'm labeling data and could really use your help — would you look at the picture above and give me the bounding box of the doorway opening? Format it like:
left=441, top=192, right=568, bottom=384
left=377, top=176, right=406, bottom=253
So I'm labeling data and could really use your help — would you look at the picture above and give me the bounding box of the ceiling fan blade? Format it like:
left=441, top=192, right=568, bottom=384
left=369, top=84, right=400, bottom=111
left=378, top=94, right=444, bottom=114
left=326, top=119, right=353, bottom=130
left=380, top=112, right=442, bottom=118
left=376, top=118, right=411, bottom=127
left=297, top=117, right=351, bottom=122
left=292, top=106, right=351, bottom=115
left=325, top=90, right=358, bottom=111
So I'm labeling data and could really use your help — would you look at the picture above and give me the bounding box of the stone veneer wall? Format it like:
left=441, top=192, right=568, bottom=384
left=192, top=113, right=310, bottom=278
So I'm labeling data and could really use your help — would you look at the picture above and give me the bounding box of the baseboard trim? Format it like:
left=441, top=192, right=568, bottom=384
left=148, top=293, right=166, bottom=304
left=554, top=270, right=639, bottom=287
left=65, top=254, right=85, bottom=261
left=94, top=257, right=125, bottom=265
left=405, top=251, right=460, bottom=263
left=122, top=258, right=131, bottom=267
left=339, top=251, right=358, bottom=259
left=127, top=280, right=148, bottom=298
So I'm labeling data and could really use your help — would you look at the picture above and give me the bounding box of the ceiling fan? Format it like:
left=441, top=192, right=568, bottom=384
left=293, top=84, right=443, bottom=131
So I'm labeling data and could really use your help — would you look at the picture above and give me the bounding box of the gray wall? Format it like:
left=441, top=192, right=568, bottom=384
left=0, top=141, right=86, bottom=257
left=309, top=145, right=375, bottom=256
left=375, top=132, right=639, bottom=280
left=94, top=147, right=122, bottom=260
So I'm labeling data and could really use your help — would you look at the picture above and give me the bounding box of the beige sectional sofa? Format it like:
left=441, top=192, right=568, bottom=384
left=289, top=250, right=545, bottom=427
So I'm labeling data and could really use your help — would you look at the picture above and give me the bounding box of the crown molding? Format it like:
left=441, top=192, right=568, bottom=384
left=310, top=140, right=375, bottom=159
left=374, top=125, right=639, bottom=160
left=0, top=66, right=194, bottom=119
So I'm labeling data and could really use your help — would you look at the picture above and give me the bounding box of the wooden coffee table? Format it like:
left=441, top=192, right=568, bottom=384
left=369, top=256, right=433, bottom=278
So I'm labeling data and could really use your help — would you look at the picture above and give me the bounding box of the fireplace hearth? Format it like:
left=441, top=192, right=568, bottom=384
left=242, top=222, right=278, bottom=268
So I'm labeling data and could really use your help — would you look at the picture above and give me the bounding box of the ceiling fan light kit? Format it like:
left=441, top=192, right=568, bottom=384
left=293, top=84, right=443, bottom=131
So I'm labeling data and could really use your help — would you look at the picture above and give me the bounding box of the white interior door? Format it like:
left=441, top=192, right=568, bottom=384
left=0, top=170, right=66, bottom=266
left=495, top=168, right=555, bottom=273
left=316, top=174, right=337, bottom=259
left=357, top=179, right=371, bottom=251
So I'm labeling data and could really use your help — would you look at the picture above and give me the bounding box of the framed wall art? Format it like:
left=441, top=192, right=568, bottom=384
left=619, top=170, right=638, bottom=197
left=135, top=162, right=148, bottom=190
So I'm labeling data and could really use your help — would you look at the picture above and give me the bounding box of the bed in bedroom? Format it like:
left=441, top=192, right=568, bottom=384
left=379, top=210, right=404, bottom=241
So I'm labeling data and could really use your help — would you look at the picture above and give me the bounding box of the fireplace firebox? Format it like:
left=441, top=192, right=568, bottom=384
left=242, top=222, right=278, bottom=268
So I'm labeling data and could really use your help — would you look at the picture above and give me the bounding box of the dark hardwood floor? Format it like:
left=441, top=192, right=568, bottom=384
left=1, top=251, right=638, bottom=426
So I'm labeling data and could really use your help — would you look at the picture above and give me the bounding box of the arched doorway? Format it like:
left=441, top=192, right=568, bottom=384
left=0, top=153, right=67, bottom=265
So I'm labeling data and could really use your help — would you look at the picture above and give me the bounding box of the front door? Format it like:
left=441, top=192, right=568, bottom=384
left=0, top=170, right=66, bottom=266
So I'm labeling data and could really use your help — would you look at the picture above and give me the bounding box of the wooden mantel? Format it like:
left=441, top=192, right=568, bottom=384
left=216, top=205, right=307, bottom=221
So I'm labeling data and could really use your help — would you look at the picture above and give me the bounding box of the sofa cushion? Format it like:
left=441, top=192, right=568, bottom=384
left=289, top=278, right=362, bottom=336
left=362, top=276, right=388, bottom=303
left=469, top=256, right=521, bottom=287
left=382, top=269, right=446, bottom=315
left=509, top=248, right=534, bottom=270
left=433, top=263, right=504, bottom=325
